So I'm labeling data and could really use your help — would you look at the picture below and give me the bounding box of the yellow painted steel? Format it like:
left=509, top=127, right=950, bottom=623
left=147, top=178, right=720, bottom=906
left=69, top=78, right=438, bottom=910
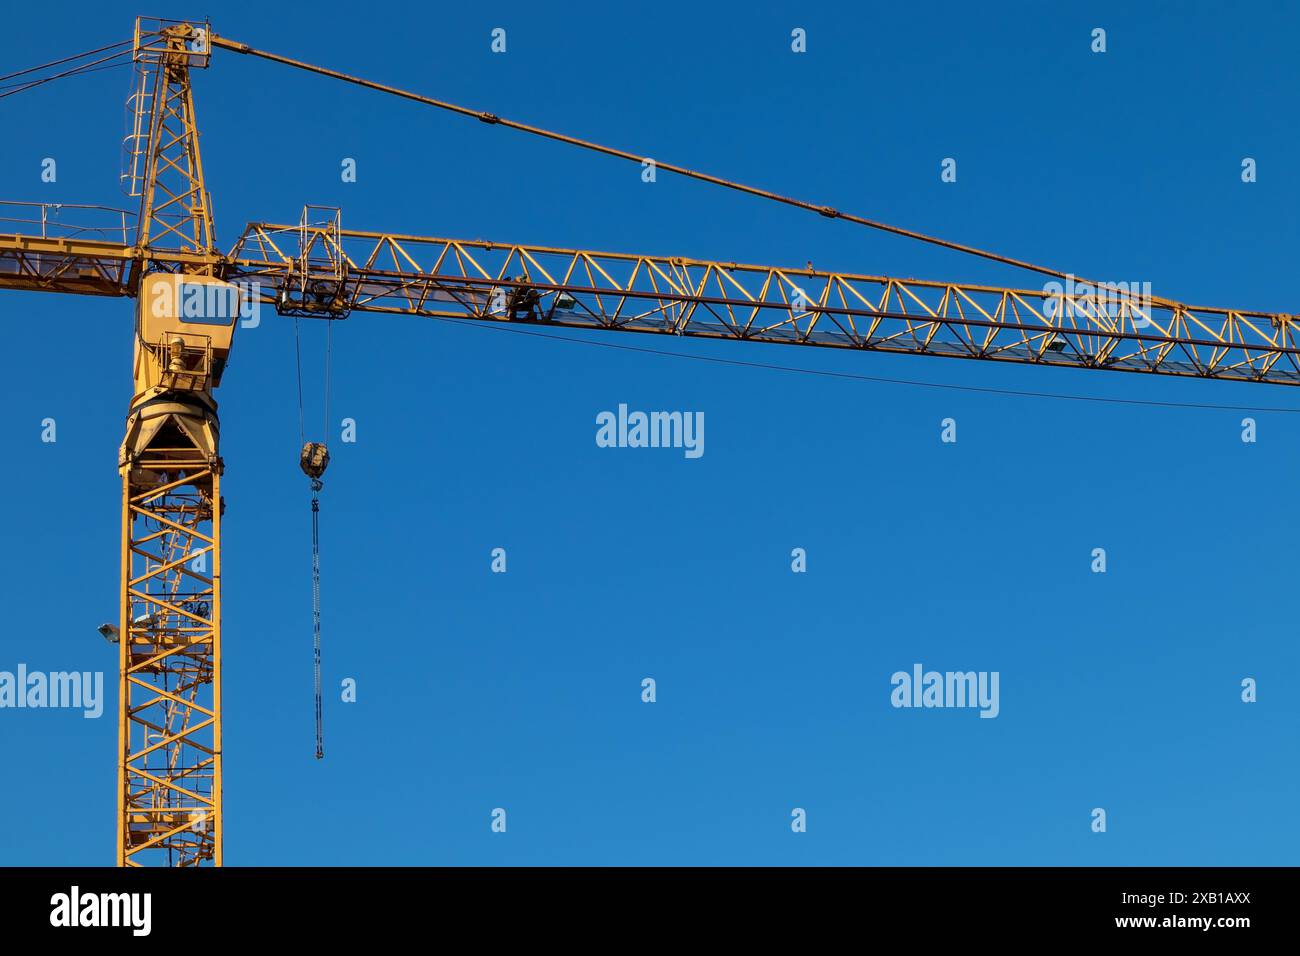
left=130, top=19, right=216, bottom=266
left=118, top=461, right=222, bottom=866
left=5, top=16, right=1300, bottom=868
left=228, top=225, right=1300, bottom=385
left=113, top=19, right=227, bottom=866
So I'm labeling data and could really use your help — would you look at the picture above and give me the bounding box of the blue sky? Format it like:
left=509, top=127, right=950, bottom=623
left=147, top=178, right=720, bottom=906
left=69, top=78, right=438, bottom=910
left=1, top=0, right=1297, bottom=865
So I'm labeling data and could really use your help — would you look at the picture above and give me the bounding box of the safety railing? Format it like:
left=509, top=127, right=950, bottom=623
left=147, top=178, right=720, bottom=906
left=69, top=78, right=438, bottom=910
left=0, top=201, right=133, bottom=243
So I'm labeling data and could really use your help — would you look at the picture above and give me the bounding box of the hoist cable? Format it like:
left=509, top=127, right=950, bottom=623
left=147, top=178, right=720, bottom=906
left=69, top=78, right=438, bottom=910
left=308, top=496, right=321, bottom=759
left=324, top=318, right=333, bottom=439
left=0, top=37, right=134, bottom=84
left=292, top=317, right=306, bottom=444
left=0, top=57, right=134, bottom=95
left=0, top=46, right=137, bottom=99
left=436, top=316, right=1300, bottom=414
left=211, top=34, right=1176, bottom=300
left=292, top=313, right=331, bottom=760
left=316, top=324, right=333, bottom=761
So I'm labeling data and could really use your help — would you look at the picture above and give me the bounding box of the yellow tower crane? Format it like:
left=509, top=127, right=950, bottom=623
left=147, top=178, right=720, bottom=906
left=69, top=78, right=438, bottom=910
left=2, top=17, right=1298, bottom=866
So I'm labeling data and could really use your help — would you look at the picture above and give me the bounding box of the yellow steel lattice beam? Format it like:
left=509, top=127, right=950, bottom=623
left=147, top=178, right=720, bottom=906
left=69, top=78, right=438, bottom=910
left=225, top=225, right=1300, bottom=386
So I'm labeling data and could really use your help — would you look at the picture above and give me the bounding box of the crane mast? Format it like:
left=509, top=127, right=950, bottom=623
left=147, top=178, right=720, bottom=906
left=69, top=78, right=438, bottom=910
left=0, top=17, right=1296, bottom=867
left=116, top=20, right=229, bottom=866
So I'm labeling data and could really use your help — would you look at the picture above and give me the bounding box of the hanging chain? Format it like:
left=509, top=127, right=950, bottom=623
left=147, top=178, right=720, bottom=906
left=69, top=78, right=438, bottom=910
left=311, top=489, right=323, bottom=759
left=295, top=311, right=332, bottom=761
